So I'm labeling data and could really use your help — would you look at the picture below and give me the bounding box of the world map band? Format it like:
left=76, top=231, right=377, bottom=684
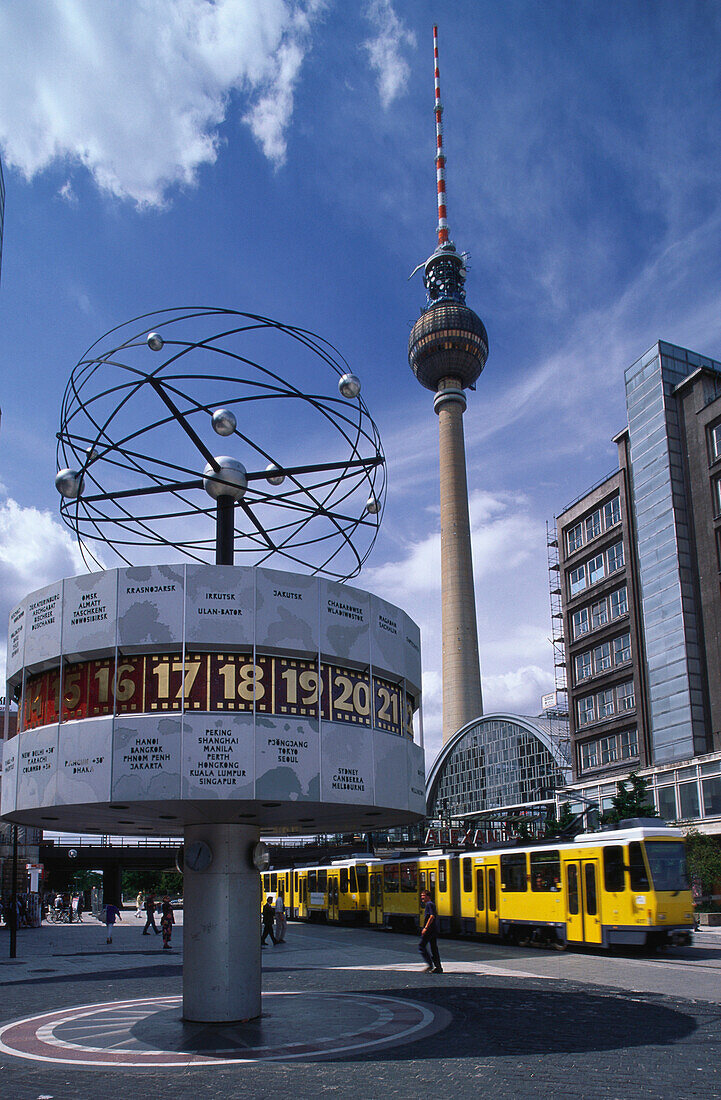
left=20, top=653, right=416, bottom=739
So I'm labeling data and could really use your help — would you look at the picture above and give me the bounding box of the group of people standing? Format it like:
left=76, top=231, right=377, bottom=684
left=103, top=892, right=175, bottom=947
left=261, top=891, right=287, bottom=946
left=140, top=892, right=175, bottom=948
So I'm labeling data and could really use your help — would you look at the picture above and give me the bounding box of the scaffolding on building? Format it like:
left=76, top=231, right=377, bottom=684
left=545, top=521, right=571, bottom=770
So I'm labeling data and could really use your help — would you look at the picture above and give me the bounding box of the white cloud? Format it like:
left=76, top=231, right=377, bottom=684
left=0, top=0, right=326, bottom=205
left=363, top=0, right=416, bottom=109
left=0, top=493, right=86, bottom=679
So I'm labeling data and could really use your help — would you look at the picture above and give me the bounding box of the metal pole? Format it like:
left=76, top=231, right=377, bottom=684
left=216, top=495, right=235, bottom=565
left=10, top=825, right=18, bottom=959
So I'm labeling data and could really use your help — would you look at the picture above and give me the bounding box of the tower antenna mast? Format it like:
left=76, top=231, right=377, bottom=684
left=408, top=25, right=489, bottom=746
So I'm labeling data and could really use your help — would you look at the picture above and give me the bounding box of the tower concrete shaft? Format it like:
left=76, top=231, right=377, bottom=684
left=435, top=379, right=483, bottom=744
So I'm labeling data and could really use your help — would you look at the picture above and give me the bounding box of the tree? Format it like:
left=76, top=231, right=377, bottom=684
left=685, top=829, right=721, bottom=903
left=543, top=802, right=575, bottom=838
left=601, top=772, right=658, bottom=825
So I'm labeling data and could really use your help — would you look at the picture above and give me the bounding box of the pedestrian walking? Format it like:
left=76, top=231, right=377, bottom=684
left=76, top=893, right=84, bottom=922
left=160, top=896, right=175, bottom=950
left=136, top=891, right=144, bottom=918
left=104, top=902, right=122, bottom=943
left=261, top=896, right=277, bottom=945
left=418, top=889, right=443, bottom=973
left=274, top=890, right=287, bottom=943
left=143, top=893, right=160, bottom=935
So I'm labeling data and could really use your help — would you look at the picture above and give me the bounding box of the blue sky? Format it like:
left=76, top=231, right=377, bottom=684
left=1, top=0, right=721, bottom=766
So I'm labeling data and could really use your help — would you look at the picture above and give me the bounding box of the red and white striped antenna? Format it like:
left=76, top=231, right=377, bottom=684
left=433, top=24, right=450, bottom=247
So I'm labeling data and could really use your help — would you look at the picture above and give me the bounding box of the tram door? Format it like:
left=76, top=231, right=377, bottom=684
left=370, top=871, right=383, bottom=926
left=565, top=860, right=601, bottom=944
left=329, top=876, right=339, bottom=922
left=476, top=866, right=499, bottom=935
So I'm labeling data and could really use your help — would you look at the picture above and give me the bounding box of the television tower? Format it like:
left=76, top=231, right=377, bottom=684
left=408, top=25, right=488, bottom=746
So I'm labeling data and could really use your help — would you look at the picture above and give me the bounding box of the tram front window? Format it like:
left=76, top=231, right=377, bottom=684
left=644, top=841, right=690, bottom=893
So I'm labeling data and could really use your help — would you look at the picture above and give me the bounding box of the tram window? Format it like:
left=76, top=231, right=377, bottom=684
left=419, top=871, right=427, bottom=892
left=644, top=841, right=690, bottom=892
left=462, top=857, right=472, bottom=893
left=350, top=867, right=358, bottom=892
left=476, top=869, right=484, bottom=910
left=294, top=871, right=298, bottom=889
left=439, top=862, right=447, bottom=893
left=603, top=846, right=625, bottom=892
left=309, top=871, right=317, bottom=891
left=429, top=871, right=436, bottom=898
left=401, top=863, right=418, bottom=892
left=628, top=843, right=650, bottom=890
left=318, top=869, right=327, bottom=890
left=501, top=853, right=528, bottom=891
left=263, top=874, right=270, bottom=891
left=271, top=873, right=277, bottom=891
left=384, top=863, right=400, bottom=893
left=357, top=865, right=368, bottom=892
left=568, top=865, right=579, bottom=914
left=584, top=864, right=597, bottom=915
left=488, top=869, right=497, bottom=912
left=340, top=868, right=349, bottom=893
left=303, top=880, right=307, bottom=903
left=530, top=850, right=561, bottom=891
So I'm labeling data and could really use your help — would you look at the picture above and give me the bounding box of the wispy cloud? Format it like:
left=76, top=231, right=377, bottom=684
left=362, top=0, right=416, bottom=109
left=364, top=488, right=554, bottom=765
left=0, top=0, right=326, bottom=205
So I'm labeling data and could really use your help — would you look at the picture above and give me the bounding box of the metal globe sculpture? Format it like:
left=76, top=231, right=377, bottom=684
left=55, top=307, right=385, bottom=580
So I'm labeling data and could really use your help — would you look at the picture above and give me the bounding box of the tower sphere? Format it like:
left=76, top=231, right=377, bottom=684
left=202, top=457, right=248, bottom=502
left=408, top=300, right=488, bottom=392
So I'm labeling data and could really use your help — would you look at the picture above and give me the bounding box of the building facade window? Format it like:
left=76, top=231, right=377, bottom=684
left=591, top=599, right=608, bottom=630
left=572, top=607, right=589, bottom=638
left=585, top=510, right=602, bottom=541
left=617, top=680, right=635, bottom=711
left=572, top=632, right=631, bottom=686
left=709, top=421, right=721, bottom=462
left=613, top=632, right=631, bottom=665
left=567, top=523, right=583, bottom=554
left=575, top=652, right=592, bottom=683
left=562, top=493, right=621, bottom=556
left=569, top=565, right=586, bottom=597
left=588, top=553, right=605, bottom=585
left=607, top=541, right=624, bottom=573
left=603, top=497, right=621, bottom=528
left=597, top=688, right=614, bottom=719
left=578, top=728, right=639, bottom=774
left=593, top=642, right=612, bottom=674
left=610, top=586, right=628, bottom=619
left=578, top=696, right=595, bottom=726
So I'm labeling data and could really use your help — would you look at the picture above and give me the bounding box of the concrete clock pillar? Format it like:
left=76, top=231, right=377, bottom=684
left=182, top=822, right=261, bottom=1023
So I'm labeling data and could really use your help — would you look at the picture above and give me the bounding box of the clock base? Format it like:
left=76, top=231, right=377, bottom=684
left=182, top=821, right=261, bottom=1023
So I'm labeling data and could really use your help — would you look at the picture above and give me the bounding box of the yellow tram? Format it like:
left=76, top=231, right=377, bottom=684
left=262, top=822, right=694, bottom=949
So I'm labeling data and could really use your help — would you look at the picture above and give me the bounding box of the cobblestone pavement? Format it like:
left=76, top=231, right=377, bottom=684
left=0, top=916, right=719, bottom=1098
